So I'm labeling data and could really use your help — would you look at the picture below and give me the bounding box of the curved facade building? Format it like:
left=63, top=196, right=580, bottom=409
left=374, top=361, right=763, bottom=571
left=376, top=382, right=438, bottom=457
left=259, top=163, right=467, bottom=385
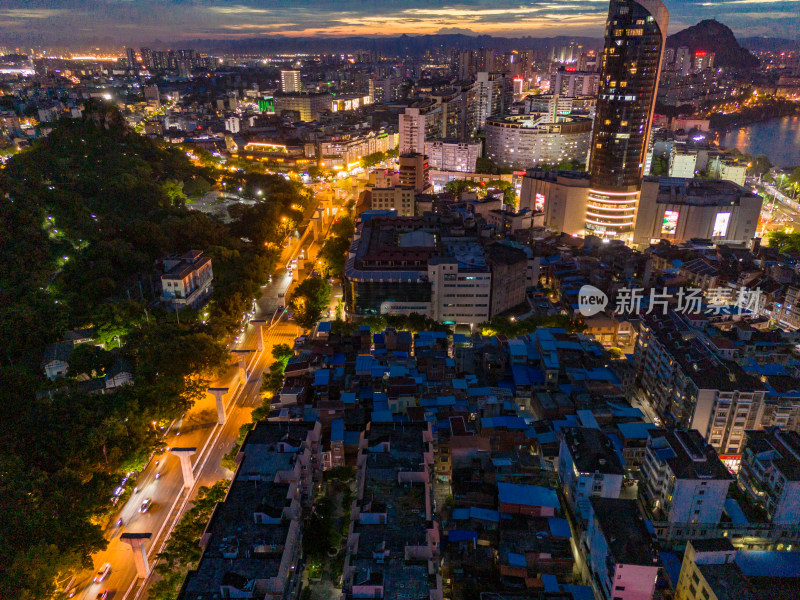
left=586, top=0, right=669, bottom=239
left=485, top=114, right=592, bottom=170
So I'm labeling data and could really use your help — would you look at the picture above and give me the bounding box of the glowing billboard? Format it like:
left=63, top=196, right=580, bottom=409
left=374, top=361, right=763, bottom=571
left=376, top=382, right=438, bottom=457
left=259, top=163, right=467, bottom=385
left=712, top=212, right=731, bottom=237
left=534, top=193, right=546, bottom=211
left=661, top=210, right=679, bottom=234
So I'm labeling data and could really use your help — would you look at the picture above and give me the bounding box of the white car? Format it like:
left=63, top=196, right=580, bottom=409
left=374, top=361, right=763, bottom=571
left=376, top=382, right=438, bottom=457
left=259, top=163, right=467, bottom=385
left=93, top=563, right=111, bottom=583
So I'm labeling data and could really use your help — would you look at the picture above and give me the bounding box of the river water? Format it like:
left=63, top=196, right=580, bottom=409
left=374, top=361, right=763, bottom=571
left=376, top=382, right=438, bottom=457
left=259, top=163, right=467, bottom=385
left=718, top=115, right=800, bottom=168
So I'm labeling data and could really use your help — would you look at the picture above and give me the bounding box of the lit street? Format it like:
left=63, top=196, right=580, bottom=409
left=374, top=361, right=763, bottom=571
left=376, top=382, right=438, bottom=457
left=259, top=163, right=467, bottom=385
left=68, top=194, right=340, bottom=600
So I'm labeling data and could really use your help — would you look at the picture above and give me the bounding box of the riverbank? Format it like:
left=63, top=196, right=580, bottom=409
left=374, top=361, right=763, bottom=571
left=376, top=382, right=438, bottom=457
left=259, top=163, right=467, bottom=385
left=718, top=115, right=800, bottom=169
left=710, top=100, right=800, bottom=134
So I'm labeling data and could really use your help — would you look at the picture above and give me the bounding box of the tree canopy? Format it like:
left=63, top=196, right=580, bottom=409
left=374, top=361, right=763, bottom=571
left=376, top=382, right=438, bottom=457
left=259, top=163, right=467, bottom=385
left=0, top=105, right=310, bottom=598
left=290, top=276, right=332, bottom=329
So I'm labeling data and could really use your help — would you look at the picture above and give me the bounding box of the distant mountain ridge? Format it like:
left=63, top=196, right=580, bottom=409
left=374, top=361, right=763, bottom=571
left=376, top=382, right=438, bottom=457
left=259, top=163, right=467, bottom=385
left=666, top=19, right=759, bottom=70
left=741, top=37, right=800, bottom=52
left=172, top=33, right=603, bottom=56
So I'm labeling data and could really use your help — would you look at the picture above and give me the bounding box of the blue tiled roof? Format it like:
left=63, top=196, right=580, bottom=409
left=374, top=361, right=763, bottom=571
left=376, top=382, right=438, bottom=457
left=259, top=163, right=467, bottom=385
left=724, top=498, right=749, bottom=525
left=507, top=552, right=526, bottom=567
left=617, top=422, right=657, bottom=439
left=547, top=517, right=571, bottom=538
left=536, top=431, right=558, bottom=444
left=737, top=551, right=800, bottom=578
left=341, top=392, right=356, bottom=405
left=344, top=431, right=361, bottom=446
left=470, top=507, right=500, bottom=523
left=561, top=585, right=595, bottom=600
left=481, top=416, right=527, bottom=429
left=451, top=508, right=469, bottom=520
left=355, top=356, right=374, bottom=373
left=372, top=410, right=393, bottom=422
left=576, top=410, right=600, bottom=429
left=317, top=321, right=332, bottom=332
left=659, top=552, right=682, bottom=587
left=448, top=530, right=478, bottom=543
left=608, top=403, right=645, bottom=418
left=314, top=369, right=330, bottom=386
left=390, top=365, right=409, bottom=377
left=331, top=353, right=346, bottom=366
left=542, top=574, right=559, bottom=592
left=331, top=419, right=344, bottom=442
left=498, top=483, right=559, bottom=509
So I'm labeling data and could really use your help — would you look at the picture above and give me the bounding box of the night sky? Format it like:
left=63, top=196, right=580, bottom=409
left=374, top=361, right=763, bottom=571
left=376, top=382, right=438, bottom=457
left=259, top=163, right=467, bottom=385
left=0, top=0, right=798, bottom=46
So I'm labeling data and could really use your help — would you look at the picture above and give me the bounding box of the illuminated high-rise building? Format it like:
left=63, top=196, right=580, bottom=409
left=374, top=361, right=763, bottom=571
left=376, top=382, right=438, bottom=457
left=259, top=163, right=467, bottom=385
left=140, top=47, right=153, bottom=70
left=280, top=70, right=301, bottom=93
left=585, top=0, right=669, bottom=240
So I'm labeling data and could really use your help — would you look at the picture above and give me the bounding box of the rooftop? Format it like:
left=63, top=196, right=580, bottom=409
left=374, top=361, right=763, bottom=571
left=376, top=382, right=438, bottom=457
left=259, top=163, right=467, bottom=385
left=590, top=497, right=659, bottom=567
left=648, top=429, right=733, bottom=481
left=744, top=427, right=800, bottom=481
left=563, top=427, right=624, bottom=475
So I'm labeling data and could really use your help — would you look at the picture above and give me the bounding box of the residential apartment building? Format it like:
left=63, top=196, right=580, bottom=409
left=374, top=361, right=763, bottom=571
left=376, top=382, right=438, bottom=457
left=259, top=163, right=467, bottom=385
left=398, top=152, right=430, bottom=192
left=370, top=187, right=416, bottom=216
left=160, top=250, right=213, bottom=310
left=341, top=422, right=441, bottom=600
left=634, top=312, right=767, bottom=455
left=399, top=106, right=425, bottom=155
left=558, top=427, right=624, bottom=519
left=776, top=286, right=800, bottom=330
left=675, top=539, right=800, bottom=600
left=465, top=71, right=514, bottom=136
left=738, top=427, right=800, bottom=525
left=369, top=77, right=403, bottom=104
left=549, top=69, right=601, bottom=97
left=318, top=130, right=398, bottom=170
left=280, top=70, right=301, bottom=93
left=641, top=429, right=732, bottom=524
left=178, top=421, right=321, bottom=600
left=587, top=497, right=661, bottom=600
left=424, top=140, right=481, bottom=173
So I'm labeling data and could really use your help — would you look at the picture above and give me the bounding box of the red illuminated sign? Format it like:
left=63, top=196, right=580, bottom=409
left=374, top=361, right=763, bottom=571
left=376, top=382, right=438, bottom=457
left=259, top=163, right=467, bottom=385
left=695, top=51, right=707, bottom=57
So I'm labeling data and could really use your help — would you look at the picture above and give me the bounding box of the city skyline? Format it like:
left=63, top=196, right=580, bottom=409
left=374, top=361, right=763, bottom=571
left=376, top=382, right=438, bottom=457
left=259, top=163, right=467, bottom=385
left=0, top=0, right=799, bottom=46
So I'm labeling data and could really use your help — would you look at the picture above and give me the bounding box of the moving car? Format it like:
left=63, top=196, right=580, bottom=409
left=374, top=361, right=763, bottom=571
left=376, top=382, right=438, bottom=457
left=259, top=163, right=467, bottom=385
left=96, top=590, right=109, bottom=600
left=139, top=498, right=152, bottom=513
left=93, top=563, right=111, bottom=583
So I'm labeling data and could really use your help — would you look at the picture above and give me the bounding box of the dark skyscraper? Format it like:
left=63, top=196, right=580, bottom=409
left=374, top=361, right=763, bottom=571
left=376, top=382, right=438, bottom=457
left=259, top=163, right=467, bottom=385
left=585, top=0, right=669, bottom=239
left=125, top=46, right=136, bottom=70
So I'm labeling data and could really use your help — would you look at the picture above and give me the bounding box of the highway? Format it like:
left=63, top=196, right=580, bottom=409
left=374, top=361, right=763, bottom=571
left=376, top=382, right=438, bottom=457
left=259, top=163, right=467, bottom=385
left=68, top=225, right=321, bottom=600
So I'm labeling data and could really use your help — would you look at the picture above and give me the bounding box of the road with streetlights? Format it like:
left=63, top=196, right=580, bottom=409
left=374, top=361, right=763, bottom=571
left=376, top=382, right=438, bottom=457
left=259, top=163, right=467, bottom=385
left=67, top=175, right=353, bottom=600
